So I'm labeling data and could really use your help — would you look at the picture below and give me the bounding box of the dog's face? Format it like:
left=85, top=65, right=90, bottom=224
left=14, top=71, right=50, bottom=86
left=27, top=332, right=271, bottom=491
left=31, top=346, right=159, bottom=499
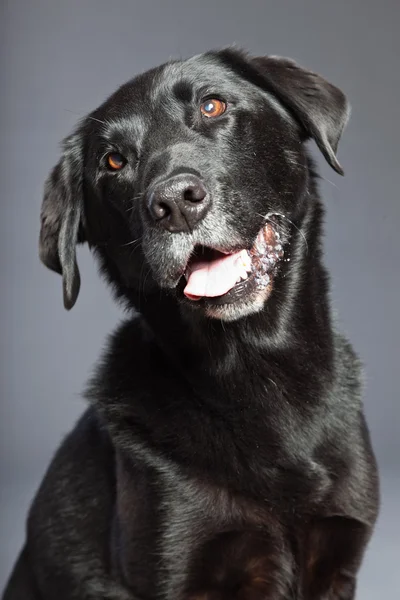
left=39, top=49, right=349, bottom=321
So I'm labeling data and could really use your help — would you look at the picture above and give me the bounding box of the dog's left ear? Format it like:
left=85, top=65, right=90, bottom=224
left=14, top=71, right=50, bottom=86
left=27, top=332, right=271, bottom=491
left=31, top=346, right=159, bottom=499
left=39, top=129, right=86, bottom=310
left=251, top=55, right=350, bottom=175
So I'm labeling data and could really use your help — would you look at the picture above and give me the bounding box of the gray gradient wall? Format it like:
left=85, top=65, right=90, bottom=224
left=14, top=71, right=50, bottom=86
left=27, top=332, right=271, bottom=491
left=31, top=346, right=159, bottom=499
left=1, top=0, right=399, bottom=596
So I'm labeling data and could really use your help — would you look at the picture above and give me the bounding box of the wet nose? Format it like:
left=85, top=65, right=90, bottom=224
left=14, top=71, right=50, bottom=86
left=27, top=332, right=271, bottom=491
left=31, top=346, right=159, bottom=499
left=147, top=174, right=210, bottom=233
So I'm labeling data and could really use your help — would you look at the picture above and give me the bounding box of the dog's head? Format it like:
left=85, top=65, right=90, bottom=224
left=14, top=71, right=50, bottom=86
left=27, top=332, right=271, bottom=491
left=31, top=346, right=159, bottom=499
left=39, top=48, right=349, bottom=321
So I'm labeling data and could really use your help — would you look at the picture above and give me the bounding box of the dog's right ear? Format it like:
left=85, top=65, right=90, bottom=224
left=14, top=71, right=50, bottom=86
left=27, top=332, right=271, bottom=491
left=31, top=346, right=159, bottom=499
left=39, top=129, right=86, bottom=310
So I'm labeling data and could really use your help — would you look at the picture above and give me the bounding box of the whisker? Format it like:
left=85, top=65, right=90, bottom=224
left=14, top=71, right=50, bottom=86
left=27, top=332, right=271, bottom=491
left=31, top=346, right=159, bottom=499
left=260, top=211, right=309, bottom=255
left=63, top=108, right=107, bottom=126
left=284, top=159, right=308, bottom=171
left=140, top=263, right=152, bottom=302
left=87, top=116, right=108, bottom=126
left=319, top=174, right=339, bottom=189
left=126, top=192, right=145, bottom=212
left=285, top=156, right=340, bottom=189
left=128, top=241, right=142, bottom=261
left=142, top=266, right=152, bottom=291
left=137, top=261, right=147, bottom=311
left=120, top=236, right=143, bottom=247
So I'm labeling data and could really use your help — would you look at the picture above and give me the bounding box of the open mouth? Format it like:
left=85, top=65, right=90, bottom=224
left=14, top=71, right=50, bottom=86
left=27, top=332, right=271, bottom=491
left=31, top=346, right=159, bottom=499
left=182, top=222, right=284, bottom=306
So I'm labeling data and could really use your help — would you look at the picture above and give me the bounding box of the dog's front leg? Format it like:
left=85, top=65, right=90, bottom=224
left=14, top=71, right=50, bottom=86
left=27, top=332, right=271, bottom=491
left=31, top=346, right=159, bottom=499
left=2, top=409, right=139, bottom=600
left=302, top=516, right=372, bottom=600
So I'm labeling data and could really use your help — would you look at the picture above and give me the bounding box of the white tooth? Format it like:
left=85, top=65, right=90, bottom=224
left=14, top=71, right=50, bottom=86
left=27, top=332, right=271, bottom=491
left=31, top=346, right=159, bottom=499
left=236, top=264, right=247, bottom=278
left=238, top=249, right=252, bottom=272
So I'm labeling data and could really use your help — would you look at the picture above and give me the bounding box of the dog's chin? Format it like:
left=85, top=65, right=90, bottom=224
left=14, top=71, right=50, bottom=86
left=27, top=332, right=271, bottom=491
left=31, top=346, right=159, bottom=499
left=181, top=280, right=275, bottom=322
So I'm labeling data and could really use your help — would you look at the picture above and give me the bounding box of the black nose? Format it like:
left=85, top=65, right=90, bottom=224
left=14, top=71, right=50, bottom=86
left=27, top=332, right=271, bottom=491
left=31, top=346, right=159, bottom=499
left=147, top=174, right=210, bottom=232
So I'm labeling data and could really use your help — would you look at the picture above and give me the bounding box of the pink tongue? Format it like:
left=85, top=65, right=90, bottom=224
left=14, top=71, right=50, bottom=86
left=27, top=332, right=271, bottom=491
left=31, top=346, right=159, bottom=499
left=184, top=251, right=245, bottom=300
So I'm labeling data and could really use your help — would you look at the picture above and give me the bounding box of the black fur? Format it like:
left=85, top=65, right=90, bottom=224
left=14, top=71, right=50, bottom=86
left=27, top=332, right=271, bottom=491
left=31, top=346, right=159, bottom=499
left=3, top=48, right=379, bottom=600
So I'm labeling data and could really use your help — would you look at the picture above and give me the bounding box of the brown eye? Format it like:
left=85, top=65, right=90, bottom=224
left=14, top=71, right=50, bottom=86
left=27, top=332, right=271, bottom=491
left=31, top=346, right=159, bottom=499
left=106, top=152, right=126, bottom=171
left=200, top=98, right=227, bottom=118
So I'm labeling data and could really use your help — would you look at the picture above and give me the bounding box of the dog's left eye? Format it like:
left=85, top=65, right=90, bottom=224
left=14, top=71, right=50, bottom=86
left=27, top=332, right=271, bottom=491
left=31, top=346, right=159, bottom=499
left=106, top=152, right=127, bottom=171
left=200, top=98, right=227, bottom=118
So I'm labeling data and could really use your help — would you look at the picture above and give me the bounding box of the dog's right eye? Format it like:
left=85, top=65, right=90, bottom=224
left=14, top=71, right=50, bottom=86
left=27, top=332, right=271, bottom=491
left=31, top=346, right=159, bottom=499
left=106, top=152, right=127, bottom=171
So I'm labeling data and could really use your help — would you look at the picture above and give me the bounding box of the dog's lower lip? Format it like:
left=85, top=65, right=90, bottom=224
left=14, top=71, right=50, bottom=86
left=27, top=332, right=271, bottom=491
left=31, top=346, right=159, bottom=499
left=201, top=272, right=260, bottom=305
left=178, top=273, right=258, bottom=306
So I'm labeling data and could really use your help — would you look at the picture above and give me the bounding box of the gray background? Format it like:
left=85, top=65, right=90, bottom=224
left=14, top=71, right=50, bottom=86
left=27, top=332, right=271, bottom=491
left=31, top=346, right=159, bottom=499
left=0, top=0, right=399, bottom=596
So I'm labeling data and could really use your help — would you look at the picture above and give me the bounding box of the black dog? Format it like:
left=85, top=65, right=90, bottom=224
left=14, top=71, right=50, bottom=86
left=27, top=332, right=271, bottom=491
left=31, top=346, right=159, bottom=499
left=3, top=48, right=379, bottom=600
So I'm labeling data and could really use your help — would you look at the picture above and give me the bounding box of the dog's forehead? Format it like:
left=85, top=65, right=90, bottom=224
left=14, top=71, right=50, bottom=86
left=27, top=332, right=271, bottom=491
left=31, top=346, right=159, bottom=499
left=100, top=53, right=250, bottom=116
left=94, top=51, right=294, bottom=141
left=95, top=54, right=252, bottom=139
left=149, top=54, right=244, bottom=98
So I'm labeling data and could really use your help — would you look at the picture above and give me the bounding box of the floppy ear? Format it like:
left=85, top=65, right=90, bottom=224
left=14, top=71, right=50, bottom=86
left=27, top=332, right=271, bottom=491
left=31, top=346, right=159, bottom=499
left=251, top=55, right=350, bottom=175
left=39, top=130, right=86, bottom=310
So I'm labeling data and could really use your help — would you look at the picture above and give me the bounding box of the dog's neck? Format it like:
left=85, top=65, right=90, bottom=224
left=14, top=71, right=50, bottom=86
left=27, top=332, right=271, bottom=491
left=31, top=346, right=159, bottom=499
left=136, top=193, right=334, bottom=386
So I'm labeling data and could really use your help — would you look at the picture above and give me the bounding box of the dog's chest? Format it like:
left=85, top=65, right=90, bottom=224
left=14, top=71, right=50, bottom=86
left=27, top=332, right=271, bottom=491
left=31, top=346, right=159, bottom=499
left=156, top=468, right=282, bottom=599
left=113, top=449, right=312, bottom=600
